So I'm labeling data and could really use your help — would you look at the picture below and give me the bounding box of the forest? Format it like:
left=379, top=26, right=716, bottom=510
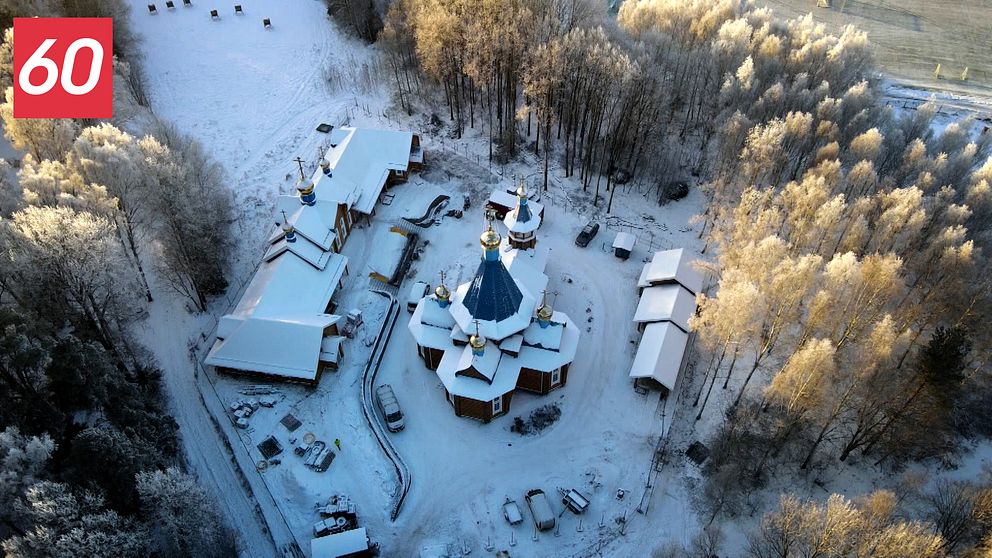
left=0, top=1, right=237, bottom=556
left=355, top=0, right=992, bottom=554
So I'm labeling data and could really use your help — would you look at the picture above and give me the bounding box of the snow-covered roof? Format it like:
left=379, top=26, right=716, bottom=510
left=205, top=315, right=341, bottom=380
left=503, top=195, right=543, bottom=234
left=408, top=297, right=456, bottom=351
left=268, top=203, right=337, bottom=251
left=629, top=321, right=689, bottom=392
left=307, top=127, right=414, bottom=215
left=632, top=284, right=697, bottom=332
left=523, top=319, right=564, bottom=351
left=206, top=202, right=349, bottom=381
left=613, top=231, right=635, bottom=251
left=436, top=342, right=520, bottom=401
left=516, top=313, right=580, bottom=373
left=500, top=333, right=523, bottom=354
left=231, top=249, right=347, bottom=320
left=488, top=190, right=519, bottom=210
left=638, top=248, right=703, bottom=294
left=310, top=527, right=369, bottom=558
left=501, top=242, right=549, bottom=299
left=420, top=296, right=456, bottom=329
left=456, top=343, right=501, bottom=382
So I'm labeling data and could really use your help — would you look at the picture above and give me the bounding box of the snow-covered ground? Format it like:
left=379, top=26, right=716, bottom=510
left=126, top=2, right=992, bottom=557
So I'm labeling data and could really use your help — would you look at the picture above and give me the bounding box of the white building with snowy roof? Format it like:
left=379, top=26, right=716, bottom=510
left=206, top=127, right=424, bottom=384
left=629, top=248, right=703, bottom=394
left=206, top=215, right=349, bottom=383
left=408, top=187, right=578, bottom=422
left=637, top=247, right=703, bottom=295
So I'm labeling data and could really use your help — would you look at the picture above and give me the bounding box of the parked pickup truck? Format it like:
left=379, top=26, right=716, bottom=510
left=375, top=384, right=405, bottom=432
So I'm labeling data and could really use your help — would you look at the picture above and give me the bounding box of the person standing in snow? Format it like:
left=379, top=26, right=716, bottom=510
left=334, top=438, right=341, bottom=451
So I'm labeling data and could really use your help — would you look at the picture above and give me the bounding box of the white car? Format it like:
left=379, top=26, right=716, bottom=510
left=375, top=384, right=405, bottom=432
left=407, top=281, right=430, bottom=312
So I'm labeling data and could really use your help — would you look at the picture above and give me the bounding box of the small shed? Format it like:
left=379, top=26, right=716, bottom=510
left=612, top=232, right=635, bottom=260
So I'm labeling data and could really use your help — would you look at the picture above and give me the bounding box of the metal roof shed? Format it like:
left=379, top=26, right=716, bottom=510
left=612, top=232, right=635, bottom=260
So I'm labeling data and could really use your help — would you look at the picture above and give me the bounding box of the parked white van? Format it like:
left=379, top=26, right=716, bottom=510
left=525, top=489, right=556, bottom=531
left=375, top=384, right=405, bottom=432
left=407, top=281, right=430, bottom=312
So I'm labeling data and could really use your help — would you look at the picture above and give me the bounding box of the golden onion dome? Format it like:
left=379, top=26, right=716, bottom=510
left=480, top=226, right=501, bottom=250
left=297, top=181, right=315, bottom=196
left=435, top=283, right=450, bottom=300
left=469, top=332, right=487, bottom=350
left=516, top=182, right=527, bottom=198
left=537, top=303, right=553, bottom=321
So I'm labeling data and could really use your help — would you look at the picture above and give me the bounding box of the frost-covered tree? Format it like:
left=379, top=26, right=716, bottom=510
left=0, top=158, right=20, bottom=217
left=0, top=428, right=54, bottom=534
left=748, top=492, right=944, bottom=558
left=142, top=122, right=233, bottom=311
left=71, top=124, right=156, bottom=301
left=2, top=482, right=147, bottom=558
left=0, top=28, right=12, bottom=92
left=136, top=468, right=237, bottom=558
left=66, top=426, right=161, bottom=513
left=1, top=205, right=141, bottom=354
left=0, top=308, right=60, bottom=432
left=0, top=89, right=78, bottom=161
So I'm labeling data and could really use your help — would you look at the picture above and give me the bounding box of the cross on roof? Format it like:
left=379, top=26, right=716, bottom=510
left=292, top=157, right=306, bottom=181
left=541, top=289, right=560, bottom=306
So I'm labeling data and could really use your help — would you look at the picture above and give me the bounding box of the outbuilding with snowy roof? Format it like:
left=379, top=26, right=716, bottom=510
left=637, top=248, right=703, bottom=294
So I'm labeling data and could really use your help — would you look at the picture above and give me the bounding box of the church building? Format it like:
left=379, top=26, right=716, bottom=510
left=408, top=184, right=579, bottom=422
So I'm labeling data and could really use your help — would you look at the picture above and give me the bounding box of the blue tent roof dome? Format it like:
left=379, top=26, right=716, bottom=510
left=460, top=257, right=524, bottom=323
left=515, top=183, right=532, bottom=223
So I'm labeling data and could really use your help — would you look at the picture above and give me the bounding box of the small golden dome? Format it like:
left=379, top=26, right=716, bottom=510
left=480, top=226, right=501, bottom=250
left=435, top=284, right=450, bottom=300
left=297, top=181, right=315, bottom=196
left=469, top=332, right=487, bottom=350
left=537, top=303, right=553, bottom=321
left=516, top=182, right=527, bottom=198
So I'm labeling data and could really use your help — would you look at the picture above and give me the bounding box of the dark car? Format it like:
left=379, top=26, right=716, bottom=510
left=575, top=221, right=600, bottom=247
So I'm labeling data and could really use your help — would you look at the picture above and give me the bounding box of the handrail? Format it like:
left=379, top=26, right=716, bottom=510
left=359, top=290, right=412, bottom=520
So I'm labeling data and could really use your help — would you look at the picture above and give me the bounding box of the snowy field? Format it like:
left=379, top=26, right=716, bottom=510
left=127, top=1, right=992, bottom=557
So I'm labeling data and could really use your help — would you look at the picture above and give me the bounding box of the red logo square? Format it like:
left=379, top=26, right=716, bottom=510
left=13, top=18, right=113, bottom=119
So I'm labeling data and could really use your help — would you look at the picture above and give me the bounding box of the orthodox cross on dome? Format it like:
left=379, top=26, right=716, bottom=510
left=292, top=157, right=306, bottom=181
left=280, top=210, right=296, bottom=243
left=484, top=207, right=497, bottom=225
